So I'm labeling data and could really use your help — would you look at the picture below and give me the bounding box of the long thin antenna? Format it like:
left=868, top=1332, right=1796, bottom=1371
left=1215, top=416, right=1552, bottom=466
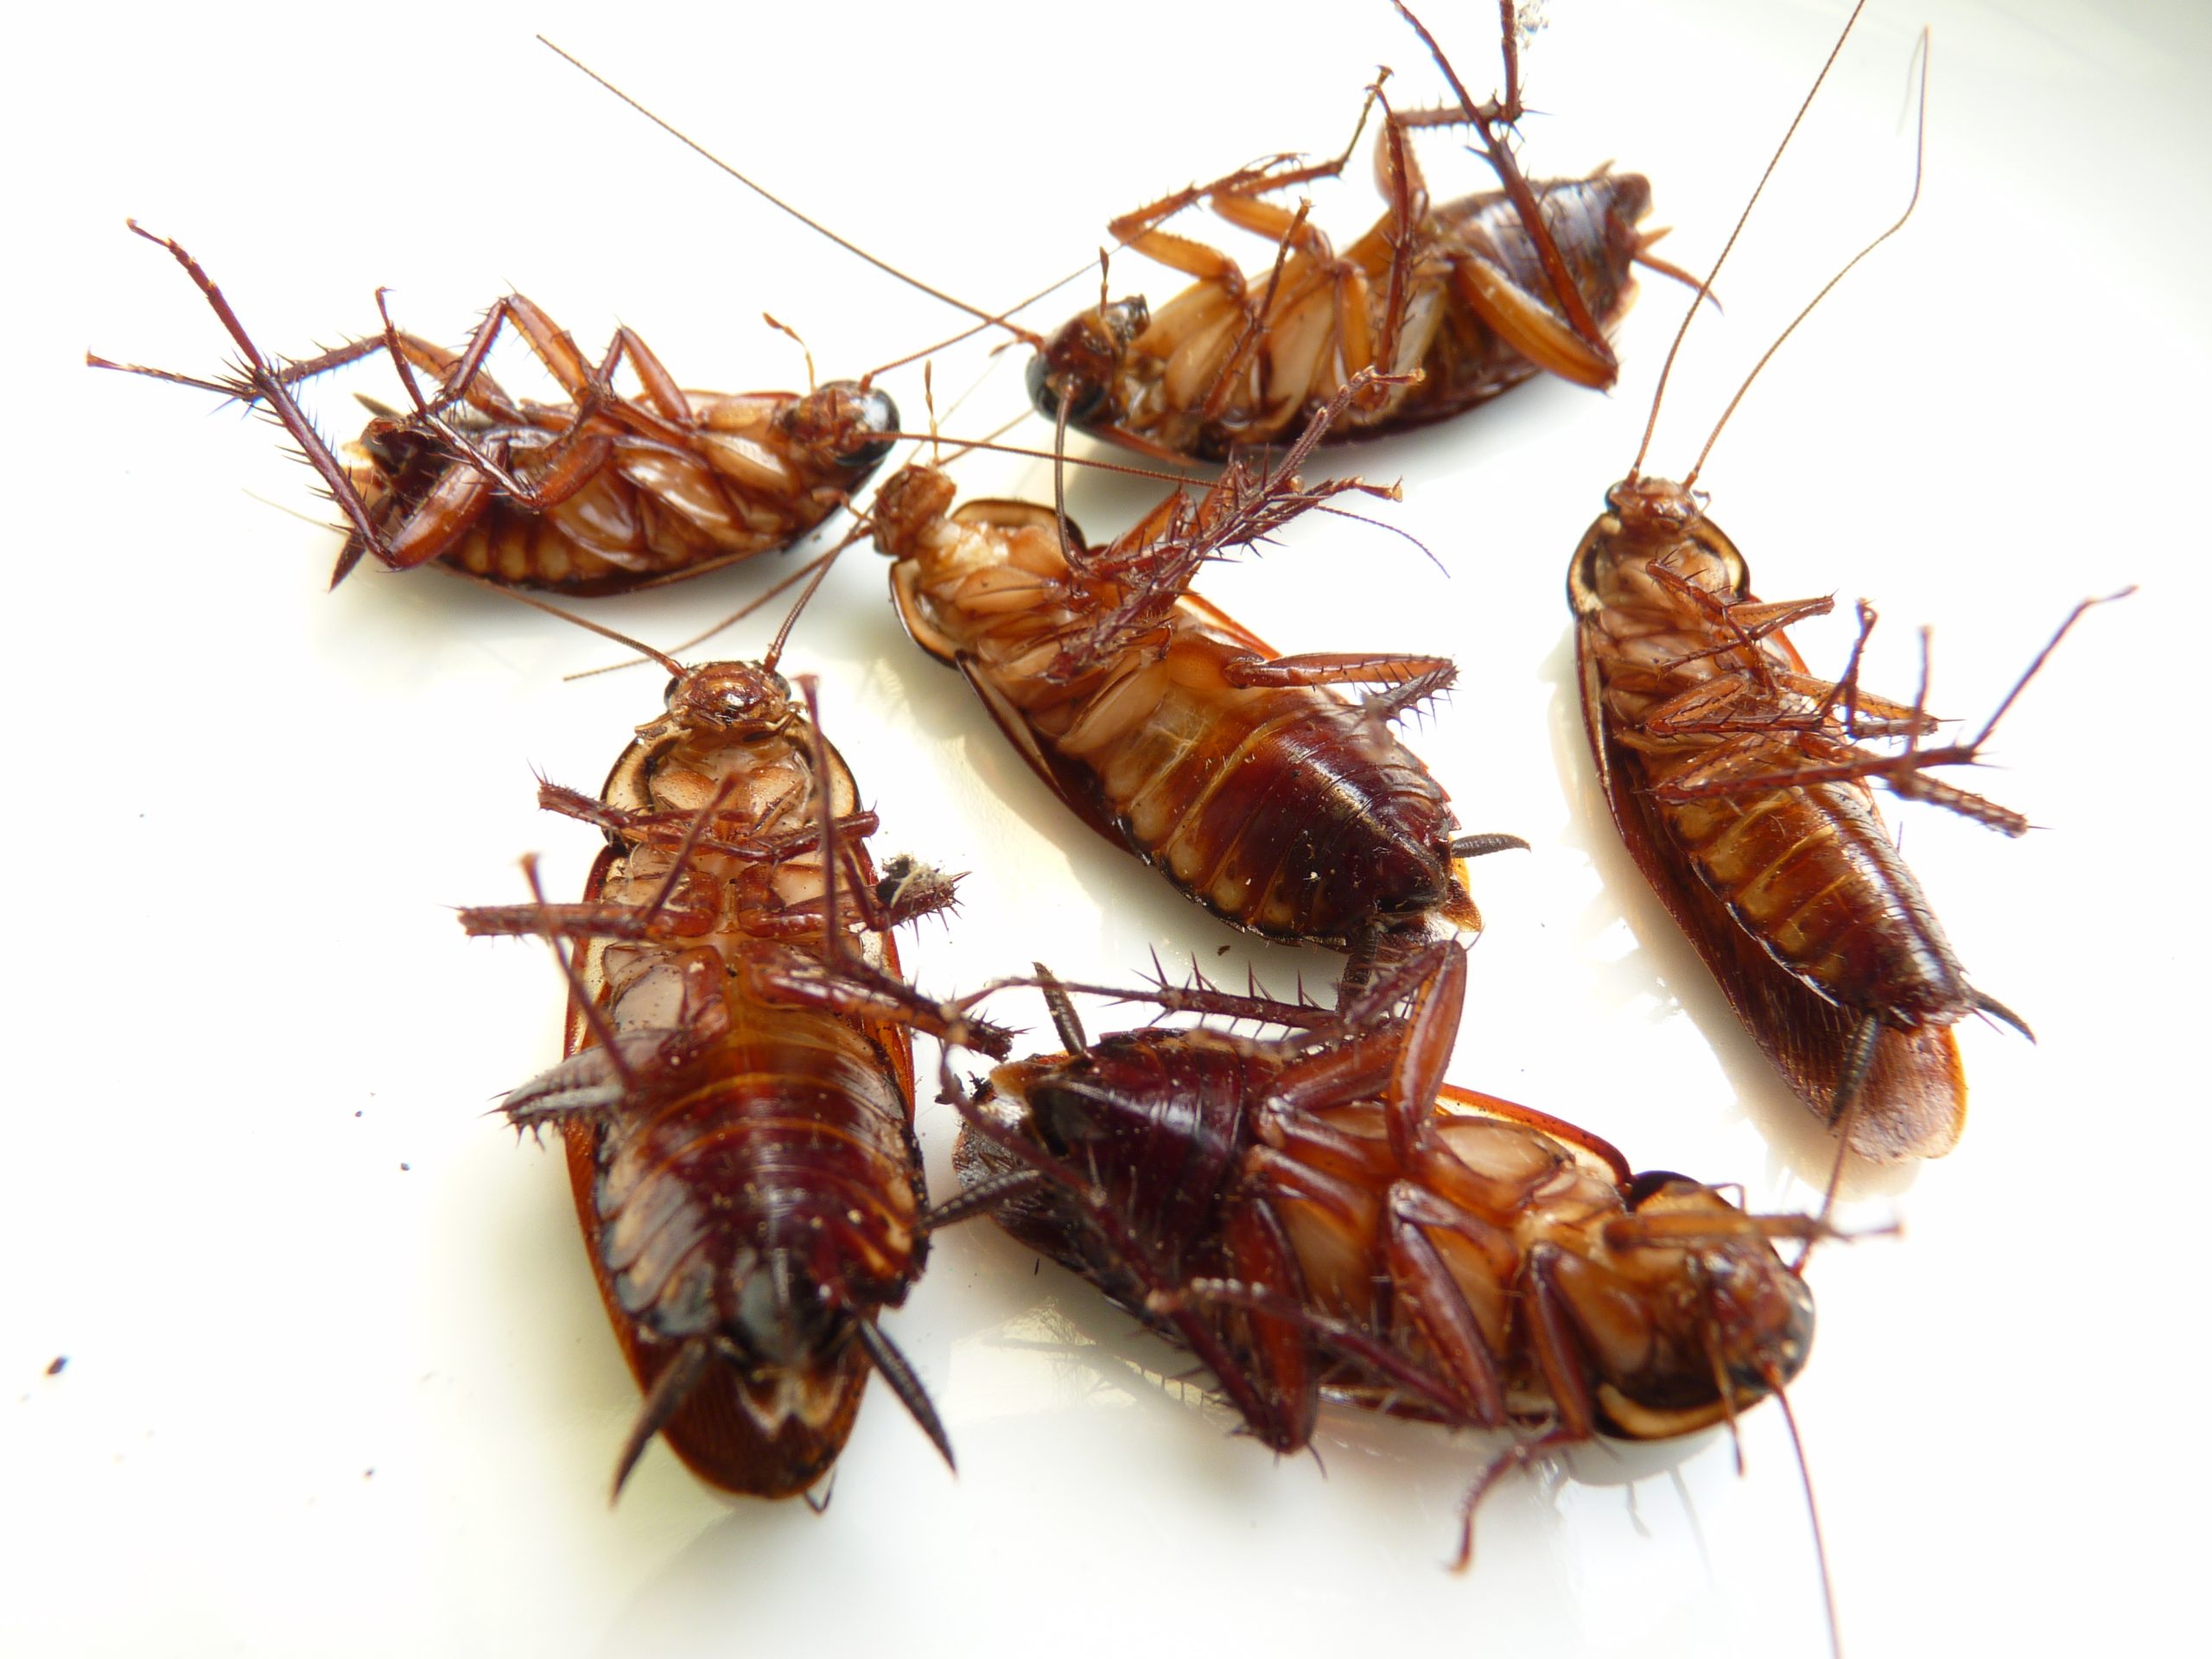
left=1769, top=1370, right=1843, bottom=1659
left=441, top=567, right=685, bottom=677
left=1630, top=0, right=1870, bottom=481
left=1687, top=29, right=1929, bottom=486
left=539, top=36, right=1059, bottom=346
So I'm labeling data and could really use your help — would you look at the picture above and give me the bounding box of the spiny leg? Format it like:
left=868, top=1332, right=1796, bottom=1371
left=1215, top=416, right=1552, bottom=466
left=1391, top=1, right=1616, bottom=380
left=102, top=222, right=391, bottom=567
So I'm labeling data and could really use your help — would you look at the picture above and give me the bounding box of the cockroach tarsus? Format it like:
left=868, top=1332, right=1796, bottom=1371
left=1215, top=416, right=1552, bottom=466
left=1566, top=6, right=2126, bottom=1163
left=1025, top=0, right=1678, bottom=461
left=461, top=650, right=1007, bottom=1497
left=868, top=373, right=1526, bottom=980
left=936, top=944, right=1825, bottom=1574
left=92, top=220, right=898, bottom=594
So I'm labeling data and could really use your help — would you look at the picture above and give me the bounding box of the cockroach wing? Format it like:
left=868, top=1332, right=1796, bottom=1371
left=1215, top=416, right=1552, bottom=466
left=1573, top=642, right=1966, bottom=1160
left=950, top=652, right=1133, bottom=853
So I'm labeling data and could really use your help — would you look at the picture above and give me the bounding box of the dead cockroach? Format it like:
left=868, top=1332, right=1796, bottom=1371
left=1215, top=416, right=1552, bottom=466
left=91, top=220, right=897, bottom=592
left=1027, top=1, right=1681, bottom=461
left=938, top=944, right=1827, bottom=1580
left=868, top=375, right=1525, bottom=976
left=1568, top=9, right=2123, bottom=1160
left=461, top=626, right=1008, bottom=1497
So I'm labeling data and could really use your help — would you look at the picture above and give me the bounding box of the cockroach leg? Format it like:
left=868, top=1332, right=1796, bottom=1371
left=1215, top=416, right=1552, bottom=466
left=99, top=222, right=391, bottom=569
left=1217, top=651, right=1453, bottom=691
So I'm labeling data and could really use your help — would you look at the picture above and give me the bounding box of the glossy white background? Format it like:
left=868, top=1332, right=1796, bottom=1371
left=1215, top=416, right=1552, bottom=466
left=4, top=2, right=2202, bottom=1654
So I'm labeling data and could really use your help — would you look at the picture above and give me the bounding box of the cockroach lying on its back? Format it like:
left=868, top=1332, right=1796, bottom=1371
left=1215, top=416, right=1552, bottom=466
left=939, top=944, right=1826, bottom=1574
left=92, top=222, right=896, bottom=592
left=869, top=374, right=1524, bottom=979
left=1027, top=1, right=1684, bottom=461
left=1568, top=7, right=2125, bottom=1161
left=461, top=629, right=1007, bottom=1496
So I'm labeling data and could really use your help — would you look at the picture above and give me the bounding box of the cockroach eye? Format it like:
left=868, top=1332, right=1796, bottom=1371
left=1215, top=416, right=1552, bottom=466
left=822, top=379, right=899, bottom=470
left=1624, top=1170, right=1694, bottom=1208
left=1027, top=350, right=1106, bottom=426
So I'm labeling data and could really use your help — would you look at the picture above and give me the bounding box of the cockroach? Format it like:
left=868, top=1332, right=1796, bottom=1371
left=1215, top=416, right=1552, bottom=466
left=91, top=220, right=897, bottom=592
left=1026, top=1, right=1684, bottom=461
left=460, top=630, right=1008, bottom=1497
left=868, top=375, right=1525, bottom=975
left=938, top=944, right=1827, bottom=1581
left=1567, top=7, right=2123, bottom=1161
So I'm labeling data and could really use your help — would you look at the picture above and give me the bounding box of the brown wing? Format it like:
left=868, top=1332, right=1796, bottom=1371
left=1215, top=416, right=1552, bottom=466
left=950, top=652, right=1135, bottom=856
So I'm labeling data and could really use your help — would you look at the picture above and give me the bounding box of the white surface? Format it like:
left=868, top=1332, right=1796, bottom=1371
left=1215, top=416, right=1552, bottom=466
left=5, top=2, right=2204, bottom=1654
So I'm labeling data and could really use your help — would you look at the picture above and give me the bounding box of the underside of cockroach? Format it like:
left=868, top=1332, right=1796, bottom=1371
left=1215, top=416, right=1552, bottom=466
left=96, top=223, right=898, bottom=593
left=464, top=662, right=1005, bottom=1496
left=943, top=947, right=1818, bottom=1554
left=1570, top=475, right=2044, bottom=1161
left=1031, top=172, right=1655, bottom=461
left=871, top=385, right=1522, bottom=969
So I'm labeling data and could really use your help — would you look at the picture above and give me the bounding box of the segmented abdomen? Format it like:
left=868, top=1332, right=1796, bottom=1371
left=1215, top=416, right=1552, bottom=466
left=1028, top=615, right=1465, bottom=943
left=1644, top=750, right=1965, bottom=1025
left=590, top=1018, right=919, bottom=1338
left=1584, top=600, right=1968, bottom=1028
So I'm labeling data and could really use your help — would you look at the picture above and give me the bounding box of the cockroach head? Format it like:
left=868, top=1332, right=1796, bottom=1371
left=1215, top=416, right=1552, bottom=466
left=781, top=378, right=900, bottom=474
left=1624, top=1175, right=1815, bottom=1399
left=664, top=660, right=794, bottom=737
left=1699, top=1235, right=1815, bottom=1396
left=1027, top=297, right=1149, bottom=427
left=868, top=463, right=957, bottom=558
left=1604, top=474, right=1705, bottom=533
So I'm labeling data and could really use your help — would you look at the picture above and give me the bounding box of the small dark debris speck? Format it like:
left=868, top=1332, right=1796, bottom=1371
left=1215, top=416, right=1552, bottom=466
left=363, top=1468, right=375, bottom=1480
left=399, top=1163, right=410, bottom=1173
left=1216, top=944, right=1231, bottom=956
left=354, top=1110, right=363, bottom=1119
left=46, top=1356, right=67, bottom=1376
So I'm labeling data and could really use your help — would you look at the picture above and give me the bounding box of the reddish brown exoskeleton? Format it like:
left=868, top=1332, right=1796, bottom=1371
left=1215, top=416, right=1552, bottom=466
left=1568, top=8, right=2123, bottom=1160
left=940, top=944, right=1821, bottom=1567
left=869, top=377, right=1524, bottom=976
left=92, top=221, right=896, bottom=593
left=1026, top=2, right=1680, bottom=461
left=461, top=655, right=1007, bottom=1497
